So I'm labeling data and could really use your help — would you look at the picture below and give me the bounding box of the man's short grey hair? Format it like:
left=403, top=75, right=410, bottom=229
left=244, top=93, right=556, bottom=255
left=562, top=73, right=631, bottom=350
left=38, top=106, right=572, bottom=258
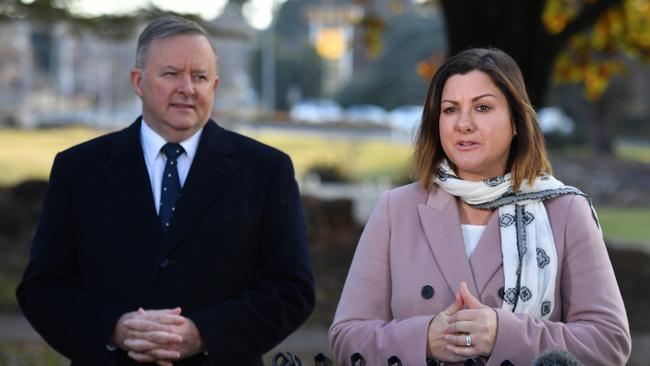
left=135, top=15, right=217, bottom=69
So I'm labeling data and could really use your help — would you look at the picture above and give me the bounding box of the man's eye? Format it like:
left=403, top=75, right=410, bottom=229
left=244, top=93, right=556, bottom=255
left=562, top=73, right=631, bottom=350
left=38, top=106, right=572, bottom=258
left=164, top=72, right=178, bottom=77
left=193, top=75, right=207, bottom=81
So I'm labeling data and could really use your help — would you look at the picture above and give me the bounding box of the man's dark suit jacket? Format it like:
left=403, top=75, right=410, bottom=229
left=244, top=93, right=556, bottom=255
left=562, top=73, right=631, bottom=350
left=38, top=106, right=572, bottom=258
left=16, top=118, right=315, bottom=366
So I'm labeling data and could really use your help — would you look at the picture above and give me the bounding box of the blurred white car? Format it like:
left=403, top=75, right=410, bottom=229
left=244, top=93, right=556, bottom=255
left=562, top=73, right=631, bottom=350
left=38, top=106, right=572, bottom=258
left=289, top=99, right=343, bottom=124
left=388, top=105, right=424, bottom=133
left=343, top=104, right=388, bottom=125
left=537, top=107, right=575, bottom=135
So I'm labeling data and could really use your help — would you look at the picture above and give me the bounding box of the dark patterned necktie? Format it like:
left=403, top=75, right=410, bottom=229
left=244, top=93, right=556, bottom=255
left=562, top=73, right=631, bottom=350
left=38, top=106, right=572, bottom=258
left=159, top=143, right=184, bottom=232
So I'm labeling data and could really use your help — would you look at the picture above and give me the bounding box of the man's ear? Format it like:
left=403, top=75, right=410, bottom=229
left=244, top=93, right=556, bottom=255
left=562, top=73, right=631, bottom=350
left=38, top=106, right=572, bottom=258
left=130, top=68, right=144, bottom=97
left=212, top=76, right=219, bottom=92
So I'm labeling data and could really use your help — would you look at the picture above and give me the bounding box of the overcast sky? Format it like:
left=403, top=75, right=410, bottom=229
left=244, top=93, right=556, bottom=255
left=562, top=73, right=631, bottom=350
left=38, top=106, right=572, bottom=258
left=21, top=0, right=288, bottom=29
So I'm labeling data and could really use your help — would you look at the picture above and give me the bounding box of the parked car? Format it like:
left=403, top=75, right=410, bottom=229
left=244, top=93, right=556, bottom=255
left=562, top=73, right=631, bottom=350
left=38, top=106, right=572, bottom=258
left=343, top=104, right=388, bottom=125
left=387, top=105, right=424, bottom=133
left=289, top=99, right=343, bottom=124
left=537, top=107, right=575, bottom=135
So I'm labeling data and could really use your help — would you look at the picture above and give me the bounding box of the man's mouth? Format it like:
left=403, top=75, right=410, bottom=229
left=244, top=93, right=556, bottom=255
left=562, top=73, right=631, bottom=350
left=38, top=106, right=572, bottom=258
left=171, top=103, right=195, bottom=109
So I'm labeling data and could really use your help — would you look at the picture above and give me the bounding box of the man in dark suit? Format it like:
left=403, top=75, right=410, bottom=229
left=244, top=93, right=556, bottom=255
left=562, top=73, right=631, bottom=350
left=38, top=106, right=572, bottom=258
left=16, top=16, right=314, bottom=366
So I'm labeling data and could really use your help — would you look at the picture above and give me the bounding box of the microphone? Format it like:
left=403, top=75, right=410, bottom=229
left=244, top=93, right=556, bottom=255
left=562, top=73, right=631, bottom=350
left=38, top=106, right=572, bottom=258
left=532, top=349, right=584, bottom=366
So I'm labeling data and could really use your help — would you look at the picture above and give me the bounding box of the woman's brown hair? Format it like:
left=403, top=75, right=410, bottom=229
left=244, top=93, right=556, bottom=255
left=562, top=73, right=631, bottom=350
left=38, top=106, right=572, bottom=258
left=412, top=47, right=551, bottom=191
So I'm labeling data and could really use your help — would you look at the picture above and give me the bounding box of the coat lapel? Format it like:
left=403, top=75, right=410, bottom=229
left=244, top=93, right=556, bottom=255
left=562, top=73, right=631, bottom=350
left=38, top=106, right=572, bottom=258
left=417, top=187, right=480, bottom=298
left=102, top=119, right=163, bottom=252
left=469, top=212, right=503, bottom=297
left=157, top=121, right=238, bottom=260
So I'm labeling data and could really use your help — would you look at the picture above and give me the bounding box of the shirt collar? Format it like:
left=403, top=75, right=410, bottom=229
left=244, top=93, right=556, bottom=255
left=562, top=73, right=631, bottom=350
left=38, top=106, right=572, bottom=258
left=140, top=119, right=203, bottom=163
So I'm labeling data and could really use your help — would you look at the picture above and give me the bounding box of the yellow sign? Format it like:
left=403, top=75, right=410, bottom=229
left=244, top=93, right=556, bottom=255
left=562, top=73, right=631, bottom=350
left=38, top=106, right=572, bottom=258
left=315, top=28, right=346, bottom=60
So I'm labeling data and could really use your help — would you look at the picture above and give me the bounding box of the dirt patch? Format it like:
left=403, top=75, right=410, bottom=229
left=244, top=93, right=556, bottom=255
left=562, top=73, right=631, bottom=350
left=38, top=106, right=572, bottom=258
left=609, top=247, right=650, bottom=332
left=551, top=154, right=650, bottom=207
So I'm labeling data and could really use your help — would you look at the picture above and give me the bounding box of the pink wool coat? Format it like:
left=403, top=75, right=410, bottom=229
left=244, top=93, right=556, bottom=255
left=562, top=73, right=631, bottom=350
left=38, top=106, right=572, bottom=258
left=329, top=183, right=631, bottom=366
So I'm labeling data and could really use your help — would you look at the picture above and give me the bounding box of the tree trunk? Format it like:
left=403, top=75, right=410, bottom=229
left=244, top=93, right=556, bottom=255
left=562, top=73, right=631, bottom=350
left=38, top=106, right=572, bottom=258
left=440, top=0, right=621, bottom=153
left=441, top=0, right=559, bottom=107
left=585, top=98, right=615, bottom=154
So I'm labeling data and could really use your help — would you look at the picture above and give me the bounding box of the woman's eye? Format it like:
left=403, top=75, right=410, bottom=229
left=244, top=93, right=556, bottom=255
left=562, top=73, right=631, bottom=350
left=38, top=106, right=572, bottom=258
left=443, top=106, right=458, bottom=114
left=476, top=105, right=491, bottom=112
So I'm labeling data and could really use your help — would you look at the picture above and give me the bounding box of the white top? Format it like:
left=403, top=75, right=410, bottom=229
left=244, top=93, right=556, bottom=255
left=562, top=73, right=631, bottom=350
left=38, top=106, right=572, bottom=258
left=140, top=120, right=202, bottom=214
left=461, top=224, right=486, bottom=258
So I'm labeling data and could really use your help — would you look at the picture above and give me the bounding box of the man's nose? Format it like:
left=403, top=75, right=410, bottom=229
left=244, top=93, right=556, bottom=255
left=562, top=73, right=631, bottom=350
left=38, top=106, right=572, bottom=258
left=177, top=76, right=195, bottom=96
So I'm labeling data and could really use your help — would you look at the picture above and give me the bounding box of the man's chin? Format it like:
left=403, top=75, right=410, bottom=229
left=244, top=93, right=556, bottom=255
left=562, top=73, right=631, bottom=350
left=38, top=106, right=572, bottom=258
left=166, top=117, right=202, bottom=131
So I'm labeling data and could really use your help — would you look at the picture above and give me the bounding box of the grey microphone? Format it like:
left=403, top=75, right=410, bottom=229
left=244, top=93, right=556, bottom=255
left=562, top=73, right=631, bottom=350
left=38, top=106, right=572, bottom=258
left=532, top=349, right=584, bottom=366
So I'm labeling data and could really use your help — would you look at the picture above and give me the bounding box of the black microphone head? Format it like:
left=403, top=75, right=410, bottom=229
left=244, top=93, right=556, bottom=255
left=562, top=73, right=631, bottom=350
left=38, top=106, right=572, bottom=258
left=532, top=349, right=584, bottom=366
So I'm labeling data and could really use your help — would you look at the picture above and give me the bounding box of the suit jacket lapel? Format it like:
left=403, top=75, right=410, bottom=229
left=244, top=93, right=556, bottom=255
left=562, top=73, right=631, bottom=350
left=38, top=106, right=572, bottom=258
left=417, top=187, right=480, bottom=298
left=157, top=121, right=238, bottom=260
left=470, top=212, right=503, bottom=297
left=102, top=118, right=163, bottom=252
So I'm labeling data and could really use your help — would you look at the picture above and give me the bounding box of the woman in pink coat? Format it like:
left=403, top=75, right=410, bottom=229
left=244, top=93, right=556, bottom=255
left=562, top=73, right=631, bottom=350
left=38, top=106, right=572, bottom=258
left=329, top=48, right=630, bottom=366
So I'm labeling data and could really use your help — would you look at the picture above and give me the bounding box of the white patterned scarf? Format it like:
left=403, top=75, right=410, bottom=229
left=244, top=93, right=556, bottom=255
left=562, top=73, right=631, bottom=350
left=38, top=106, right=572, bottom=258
left=434, top=160, right=598, bottom=319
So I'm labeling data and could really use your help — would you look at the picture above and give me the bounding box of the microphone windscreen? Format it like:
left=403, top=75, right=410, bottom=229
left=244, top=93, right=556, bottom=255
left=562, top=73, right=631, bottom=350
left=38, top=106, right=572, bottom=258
left=532, top=349, right=584, bottom=366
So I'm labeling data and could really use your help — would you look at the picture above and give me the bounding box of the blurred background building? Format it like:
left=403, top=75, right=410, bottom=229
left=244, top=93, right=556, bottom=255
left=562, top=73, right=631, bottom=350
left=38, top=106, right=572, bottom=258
left=0, top=2, right=255, bottom=128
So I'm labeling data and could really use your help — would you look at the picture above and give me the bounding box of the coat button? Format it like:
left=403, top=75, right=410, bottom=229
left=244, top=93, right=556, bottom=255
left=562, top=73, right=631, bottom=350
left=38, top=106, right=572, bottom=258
left=421, top=285, right=435, bottom=299
left=387, top=356, right=402, bottom=366
left=426, top=358, right=440, bottom=366
left=351, top=353, right=365, bottom=365
left=159, top=259, right=171, bottom=268
left=500, top=360, right=514, bottom=366
left=498, top=287, right=505, bottom=300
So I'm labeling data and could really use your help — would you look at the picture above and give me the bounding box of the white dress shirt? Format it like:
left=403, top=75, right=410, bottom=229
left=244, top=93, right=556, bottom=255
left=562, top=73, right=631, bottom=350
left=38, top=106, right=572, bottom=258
left=140, top=120, right=202, bottom=214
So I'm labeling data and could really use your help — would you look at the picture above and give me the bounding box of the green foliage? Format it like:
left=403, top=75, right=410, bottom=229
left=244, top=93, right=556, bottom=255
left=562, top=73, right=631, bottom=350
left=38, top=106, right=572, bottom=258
left=335, top=9, right=446, bottom=109
left=250, top=0, right=323, bottom=111
left=546, top=0, right=650, bottom=100
left=0, top=0, right=236, bottom=40
left=250, top=43, right=323, bottom=111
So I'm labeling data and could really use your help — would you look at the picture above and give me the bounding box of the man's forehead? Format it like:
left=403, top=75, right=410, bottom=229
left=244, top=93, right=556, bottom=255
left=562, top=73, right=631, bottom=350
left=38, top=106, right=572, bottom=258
left=145, top=35, right=217, bottom=68
left=149, top=33, right=213, bottom=50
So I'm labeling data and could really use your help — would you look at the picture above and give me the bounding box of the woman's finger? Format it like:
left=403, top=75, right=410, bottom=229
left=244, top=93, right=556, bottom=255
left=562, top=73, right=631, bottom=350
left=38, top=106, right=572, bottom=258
left=445, top=343, right=480, bottom=359
left=458, top=282, right=483, bottom=309
left=444, top=320, right=474, bottom=334
left=444, top=333, right=475, bottom=347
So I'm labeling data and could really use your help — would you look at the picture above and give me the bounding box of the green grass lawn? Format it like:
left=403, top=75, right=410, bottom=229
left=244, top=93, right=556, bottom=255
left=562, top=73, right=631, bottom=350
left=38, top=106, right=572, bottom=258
left=0, top=273, right=20, bottom=312
left=598, top=207, right=650, bottom=244
left=0, top=342, right=67, bottom=366
left=1, top=126, right=648, bottom=247
left=0, top=127, right=413, bottom=186
left=0, top=127, right=104, bottom=186
left=616, top=141, right=650, bottom=164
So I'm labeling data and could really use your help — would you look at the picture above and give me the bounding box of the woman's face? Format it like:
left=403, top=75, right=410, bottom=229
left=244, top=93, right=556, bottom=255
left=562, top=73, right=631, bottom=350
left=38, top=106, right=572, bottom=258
left=439, top=70, right=515, bottom=181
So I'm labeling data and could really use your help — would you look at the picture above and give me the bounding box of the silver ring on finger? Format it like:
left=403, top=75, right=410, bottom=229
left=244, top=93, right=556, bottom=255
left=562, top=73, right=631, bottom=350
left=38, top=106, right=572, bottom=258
left=465, top=334, right=472, bottom=347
